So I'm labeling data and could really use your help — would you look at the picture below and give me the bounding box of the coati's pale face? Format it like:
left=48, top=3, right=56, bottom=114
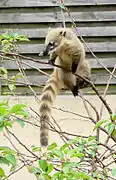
left=42, top=41, right=58, bottom=56
left=39, top=28, right=68, bottom=56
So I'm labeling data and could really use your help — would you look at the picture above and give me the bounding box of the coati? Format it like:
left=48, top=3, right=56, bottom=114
left=39, top=28, right=91, bottom=146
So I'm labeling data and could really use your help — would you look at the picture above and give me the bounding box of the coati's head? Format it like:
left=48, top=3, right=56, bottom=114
left=39, top=28, right=75, bottom=56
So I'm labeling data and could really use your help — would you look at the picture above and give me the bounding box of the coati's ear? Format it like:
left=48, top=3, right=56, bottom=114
left=47, top=27, right=51, bottom=32
left=63, top=31, right=66, bottom=37
left=59, top=31, right=63, bottom=35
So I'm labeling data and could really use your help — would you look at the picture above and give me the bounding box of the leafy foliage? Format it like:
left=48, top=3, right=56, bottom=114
left=0, top=100, right=28, bottom=132
left=0, top=32, right=29, bottom=53
left=0, top=98, right=115, bottom=180
left=94, top=117, right=116, bottom=137
left=0, top=32, right=28, bottom=94
left=28, top=137, right=109, bottom=180
left=0, top=146, right=17, bottom=178
left=0, top=99, right=29, bottom=179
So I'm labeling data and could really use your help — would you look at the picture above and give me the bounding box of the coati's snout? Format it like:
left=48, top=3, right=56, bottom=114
left=39, top=45, right=50, bottom=56
left=39, top=41, right=58, bottom=56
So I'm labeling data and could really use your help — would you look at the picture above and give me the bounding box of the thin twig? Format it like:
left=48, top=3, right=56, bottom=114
left=7, top=128, right=38, bottom=159
left=100, top=65, right=116, bottom=119
left=15, top=57, right=40, bottom=104
left=60, top=0, right=66, bottom=28
left=3, top=164, right=25, bottom=180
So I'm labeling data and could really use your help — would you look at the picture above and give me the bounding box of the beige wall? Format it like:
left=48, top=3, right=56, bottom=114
left=0, top=95, right=115, bottom=179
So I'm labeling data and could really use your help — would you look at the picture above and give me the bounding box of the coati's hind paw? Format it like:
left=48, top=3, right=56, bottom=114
left=71, top=86, right=79, bottom=97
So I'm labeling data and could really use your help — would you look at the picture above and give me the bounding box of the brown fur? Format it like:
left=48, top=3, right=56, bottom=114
left=39, top=28, right=91, bottom=146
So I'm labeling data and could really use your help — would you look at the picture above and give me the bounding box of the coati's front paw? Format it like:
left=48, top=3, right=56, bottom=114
left=72, top=62, right=78, bottom=74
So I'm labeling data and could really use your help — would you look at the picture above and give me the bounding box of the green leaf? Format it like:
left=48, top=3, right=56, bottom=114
left=59, top=4, right=66, bottom=10
left=15, top=109, right=29, bottom=117
left=0, top=126, right=4, bottom=132
left=53, top=172, right=64, bottom=179
left=28, top=166, right=41, bottom=174
left=112, top=114, right=116, bottom=121
left=0, top=106, right=8, bottom=115
left=70, top=153, right=84, bottom=158
left=8, top=84, right=16, bottom=91
left=18, top=38, right=29, bottom=41
left=0, top=116, right=4, bottom=126
left=107, top=123, right=115, bottom=135
left=93, top=120, right=108, bottom=130
left=0, top=146, right=15, bottom=155
left=2, top=40, right=9, bottom=46
left=6, top=154, right=16, bottom=165
left=0, top=167, right=6, bottom=178
left=0, top=67, right=7, bottom=74
left=52, top=149, right=64, bottom=159
left=0, top=156, right=9, bottom=165
left=10, top=163, right=17, bottom=172
left=111, top=168, right=116, bottom=177
left=0, top=100, right=8, bottom=107
left=13, top=32, right=19, bottom=38
left=10, top=104, right=27, bottom=114
left=43, top=174, right=51, bottom=180
left=91, top=143, right=99, bottom=149
left=31, top=146, right=41, bottom=152
left=16, top=35, right=29, bottom=42
left=112, top=129, right=116, bottom=137
left=47, top=164, right=54, bottom=174
left=47, top=142, right=57, bottom=151
left=60, top=143, right=69, bottom=151
left=9, top=104, right=29, bottom=117
left=4, top=120, right=13, bottom=128
left=15, top=119, right=25, bottom=128
left=88, top=136, right=96, bottom=142
left=0, top=35, right=3, bottom=41
left=39, top=159, right=48, bottom=172
left=75, top=171, right=94, bottom=180
left=14, top=73, right=24, bottom=79
left=2, top=33, right=12, bottom=40
left=88, top=149, right=95, bottom=158
left=63, top=167, right=69, bottom=175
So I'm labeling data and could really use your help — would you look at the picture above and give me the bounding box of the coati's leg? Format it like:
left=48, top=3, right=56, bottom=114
left=68, top=62, right=79, bottom=96
left=49, top=49, right=78, bottom=96
left=75, top=60, right=91, bottom=90
left=72, top=62, right=78, bottom=74
left=58, top=68, right=78, bottom=96
left=49, top=50, right=57, bottom=65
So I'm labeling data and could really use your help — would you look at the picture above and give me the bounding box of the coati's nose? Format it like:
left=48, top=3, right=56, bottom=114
left=39, top=49, right=49, bottom=56
left=39, top=51, right=44, bottom=56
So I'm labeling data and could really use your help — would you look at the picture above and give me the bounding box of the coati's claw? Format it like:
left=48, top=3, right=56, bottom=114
left=72, top=86, right=79, bottom=97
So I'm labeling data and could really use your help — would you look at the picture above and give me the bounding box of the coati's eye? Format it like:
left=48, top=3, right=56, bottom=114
left=48, top=41, right=55, bottom=51
left=48, top=41, right=58, bottom=51
left=49, top=41, right=54, bottom=46
left=59, top=31, right=66, bottom=37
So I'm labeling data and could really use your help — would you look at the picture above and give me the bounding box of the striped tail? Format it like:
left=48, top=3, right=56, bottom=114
left=39, top=74, right=60, bottom=146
